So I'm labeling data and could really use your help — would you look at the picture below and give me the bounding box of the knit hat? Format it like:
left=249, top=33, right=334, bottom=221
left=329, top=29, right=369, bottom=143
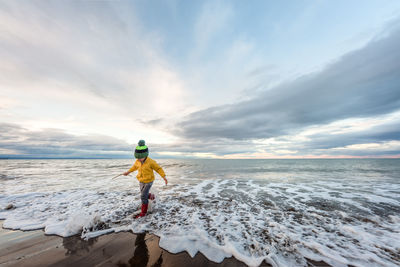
left=134, top=140, right=149, bottom=159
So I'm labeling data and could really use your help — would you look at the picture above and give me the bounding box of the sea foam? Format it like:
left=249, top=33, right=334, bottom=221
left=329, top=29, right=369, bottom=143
left=1, top=159, right=399, bottom=267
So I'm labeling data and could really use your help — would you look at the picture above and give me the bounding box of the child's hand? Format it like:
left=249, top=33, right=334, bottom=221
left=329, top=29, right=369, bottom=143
left=123, top=171, right=130, bottom=176
left=163, top=177, right=168, bottom=185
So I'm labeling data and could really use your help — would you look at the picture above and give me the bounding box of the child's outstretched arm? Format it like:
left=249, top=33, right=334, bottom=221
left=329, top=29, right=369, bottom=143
left=124, top=162, right=139, bottom=176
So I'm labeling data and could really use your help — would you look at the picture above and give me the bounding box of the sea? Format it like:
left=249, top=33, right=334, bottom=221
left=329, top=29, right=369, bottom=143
left=0, top=159, right=399, bottom=267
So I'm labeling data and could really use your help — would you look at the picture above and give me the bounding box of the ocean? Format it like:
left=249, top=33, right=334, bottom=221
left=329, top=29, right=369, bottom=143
left=0, top=159, right=399, bottom=267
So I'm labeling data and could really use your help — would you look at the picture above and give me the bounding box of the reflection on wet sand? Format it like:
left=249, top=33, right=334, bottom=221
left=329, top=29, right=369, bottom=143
left=118, top=232, right=163, bottom=267
left=60, top=232, right=164, bottom=267
left=62, top=235, right=98, bottom=255
left=127, top=233, right=149, bottom=267
left=0, top=224, right=253, bottom=267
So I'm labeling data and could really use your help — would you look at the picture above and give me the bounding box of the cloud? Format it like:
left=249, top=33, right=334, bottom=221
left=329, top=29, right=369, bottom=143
left=176, top=24, right=400, bottom=141
left=0, top=123, right=132, bottom=158
left=331, top=140, right=400, bottom=154
left=303, top=120, right=400, bottom=151
left=145, top=110, right=400, bottom=158
left=0, top=1, right=188, bottom=118
left=1, top=2, right=400, bottom=158
left=235, top=110, right=400, bottom=158
left=293, top=115, right=400, bottom=157
left=0, top=1, right=190, bottom=146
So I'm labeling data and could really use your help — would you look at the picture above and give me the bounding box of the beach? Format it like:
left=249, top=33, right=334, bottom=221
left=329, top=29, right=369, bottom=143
left=1, top=159, right=399, bottom=266
left=1, top=221, right=257, bottom=267
left=0, top=220, right=332, bottom=267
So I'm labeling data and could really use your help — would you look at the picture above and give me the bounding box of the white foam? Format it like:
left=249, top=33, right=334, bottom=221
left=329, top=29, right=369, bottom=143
left=1, top=159, right=399, bottom=267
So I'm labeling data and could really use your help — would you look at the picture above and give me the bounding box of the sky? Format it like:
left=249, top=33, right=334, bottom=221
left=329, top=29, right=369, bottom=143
left=1, top=0, right=400, bottom=159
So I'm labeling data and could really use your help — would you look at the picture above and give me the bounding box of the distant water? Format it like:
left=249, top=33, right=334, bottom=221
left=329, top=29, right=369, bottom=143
left=0, top=159, right=399, bottom=267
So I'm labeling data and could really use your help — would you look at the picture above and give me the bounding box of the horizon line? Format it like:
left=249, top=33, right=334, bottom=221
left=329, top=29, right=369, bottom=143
left=1, top=157, right=399, bottom=160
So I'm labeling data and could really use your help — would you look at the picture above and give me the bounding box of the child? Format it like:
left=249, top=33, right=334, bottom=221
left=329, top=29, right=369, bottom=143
left=123, top=140, right=167, bottom=218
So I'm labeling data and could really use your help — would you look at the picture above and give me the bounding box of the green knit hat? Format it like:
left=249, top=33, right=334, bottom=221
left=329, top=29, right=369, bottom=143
left=134, top=140, right=149, bottom=159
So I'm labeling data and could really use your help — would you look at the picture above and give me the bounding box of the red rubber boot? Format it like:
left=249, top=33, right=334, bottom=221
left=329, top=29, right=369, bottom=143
left=135, top=203, right=148, bottom=219
left=148, top=193, right=155, bottom=200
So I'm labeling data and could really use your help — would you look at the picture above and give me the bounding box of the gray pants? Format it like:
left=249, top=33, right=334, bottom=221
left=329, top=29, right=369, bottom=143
left=139, top=182, right=153, bottom=205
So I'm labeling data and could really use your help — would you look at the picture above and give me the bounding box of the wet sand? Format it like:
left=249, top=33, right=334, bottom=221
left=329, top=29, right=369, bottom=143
left=0, top=221, right=330, bottom=267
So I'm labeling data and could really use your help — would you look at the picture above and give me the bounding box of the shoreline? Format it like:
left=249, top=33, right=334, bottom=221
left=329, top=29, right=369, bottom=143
left=0, top=221, right=332, bottom=267
left=0, top=221, right=253, bottom=267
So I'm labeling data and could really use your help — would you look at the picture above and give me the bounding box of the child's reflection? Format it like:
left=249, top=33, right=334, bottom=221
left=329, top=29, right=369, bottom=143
left=128, top=233, right=163, bottom=267
left=128, top=233, right=149, bottom=266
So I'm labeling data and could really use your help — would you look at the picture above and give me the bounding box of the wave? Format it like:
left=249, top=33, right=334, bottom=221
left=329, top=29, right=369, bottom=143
left=1, top=178, right=399, bottom=267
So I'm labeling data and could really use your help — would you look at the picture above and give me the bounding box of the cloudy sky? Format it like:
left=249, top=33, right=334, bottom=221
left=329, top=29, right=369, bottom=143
left=1, top=0, right=400, bottom=159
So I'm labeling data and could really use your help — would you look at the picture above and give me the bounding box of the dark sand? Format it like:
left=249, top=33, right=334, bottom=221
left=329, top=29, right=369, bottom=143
left=0, top=221, right=330, bottom=267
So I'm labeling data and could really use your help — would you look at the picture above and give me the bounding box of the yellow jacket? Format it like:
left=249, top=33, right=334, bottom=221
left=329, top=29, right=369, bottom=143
left=128, top=157, right=166, bottom=183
